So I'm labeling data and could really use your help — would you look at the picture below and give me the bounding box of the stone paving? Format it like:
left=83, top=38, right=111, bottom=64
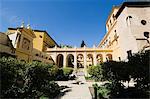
left=56, top=76, right=92, bottom=99
left=55, top=72, right=136, bottom=99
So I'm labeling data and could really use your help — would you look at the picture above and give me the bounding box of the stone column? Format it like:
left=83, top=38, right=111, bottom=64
left=84, top=52, right=87, bottom=75
left=74, top=52, right=77, bottom=70
left=103, top=53, right=107, bottom=62
left=83, top=45, right=87, bottom=68
left=63, top=53, right=67, bottom=68
left=93, top=52, right=97, bottom=66
left=54, top=52, right=57, bottom=64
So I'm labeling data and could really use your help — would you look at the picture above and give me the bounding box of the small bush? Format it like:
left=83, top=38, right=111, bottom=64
left=55, top=67, right=74, bottom=81
left=87, top=65, right=103, bottom=81
left=40, top=81, right=60, bottom=98
left=48, top=65, right=59, bottom=80
left=62, top=67, right=73, bottom=76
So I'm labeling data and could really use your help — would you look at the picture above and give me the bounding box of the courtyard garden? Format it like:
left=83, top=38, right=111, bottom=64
left=1, top=50, right=149, bottom=99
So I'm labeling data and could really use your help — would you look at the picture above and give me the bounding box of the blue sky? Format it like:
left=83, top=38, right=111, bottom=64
left=0, top=0, right=125, bottom=47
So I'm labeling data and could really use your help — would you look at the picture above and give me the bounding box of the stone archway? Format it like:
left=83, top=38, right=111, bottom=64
left=106, top=54, right=113, bottom=61
left=87, top=54, right=93, bottom=66
left=97, top=54, right=103, bottom=64
left=77, top=54, right=84, bottom=68
left=56, top=54, right=63, bottom=68
left=66, top=54, right=74, bottom=68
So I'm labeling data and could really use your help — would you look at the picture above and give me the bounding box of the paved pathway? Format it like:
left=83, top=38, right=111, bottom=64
left=56, top=76, right=92, bottom=99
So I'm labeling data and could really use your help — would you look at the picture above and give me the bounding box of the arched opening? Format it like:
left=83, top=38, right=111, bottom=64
left=66, top=54, right=74, bottom=68
left=97, top=54, right=103, bottom=64
left=77, top=54, right=84, bottom=68
left=126, top=16, right=132, bottom=26
left=87, top=54, right=93, bottom=66
left=56, top=54, right=63, bottom=68
left=106, top=54, right=113, bottom=61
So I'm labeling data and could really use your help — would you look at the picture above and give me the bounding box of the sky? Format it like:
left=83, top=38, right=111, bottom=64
left=0, top=0, right=125, bottom=47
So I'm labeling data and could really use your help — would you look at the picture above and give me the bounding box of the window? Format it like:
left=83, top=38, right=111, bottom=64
left=110, top=20, right=112, bottom=25
left=114, top=33, right=118, bottom=40
left=144, top=32, right=149, bottom=38
left=113, top=14, right=115, bottom=20
left=39, top=35, right=42, bottom=38
left=126, top=16, right=132, bottom=19
left=119, top=57, right=121, bottom=61
left=141, top=20, right=147, bottom=25
left=107, top=24, right=109, bottom=29
left=35, top=54, right=39, bottom=56
left=126, top=16, right=132, bottom=26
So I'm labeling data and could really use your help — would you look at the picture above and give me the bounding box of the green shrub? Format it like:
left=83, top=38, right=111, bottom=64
left=0, top=57, right=61, bottom=98
left=55, top=67, right=74, bottom=81
left=62, top=67, right=73, bottom=76
left=97, top=86, right=110, bottom=99
left=40, top=81, right=60, bottom=98
left=87, top=65, right=103, bottom=81
left=85, top=76, right=94, bottom=81
left=0, top=57, right=26, bottom=97
left=48, top=65, right=59, bottom=80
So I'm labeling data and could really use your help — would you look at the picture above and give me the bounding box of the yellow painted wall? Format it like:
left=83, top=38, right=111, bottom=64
left=33, top=31, right=45, bottom=51
left=33, top=31, right=57, bottom=51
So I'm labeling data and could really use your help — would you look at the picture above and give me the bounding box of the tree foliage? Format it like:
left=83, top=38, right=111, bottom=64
left=80, top=40, right=86, bottom=47
left=102, top=61, right=130, bottom=82
left=128, top=51, right=150, bottom=91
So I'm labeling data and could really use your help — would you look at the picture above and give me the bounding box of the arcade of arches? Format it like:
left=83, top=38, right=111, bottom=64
left=46, top=47, right=113, bottom=72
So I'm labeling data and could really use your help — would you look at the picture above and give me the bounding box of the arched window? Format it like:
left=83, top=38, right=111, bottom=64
left=77, top=54, right=84, bottom=68
left=96, top=54, right=103, bottom=64
left=56, top=54, right=64, bottom=68
left=106, top=54, right=113, bottom=61
left=126, top=16, right=132, bottom=26
left=87, top=54, right=93, bottom=66
left=66, top=54, right=74, bottom=68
